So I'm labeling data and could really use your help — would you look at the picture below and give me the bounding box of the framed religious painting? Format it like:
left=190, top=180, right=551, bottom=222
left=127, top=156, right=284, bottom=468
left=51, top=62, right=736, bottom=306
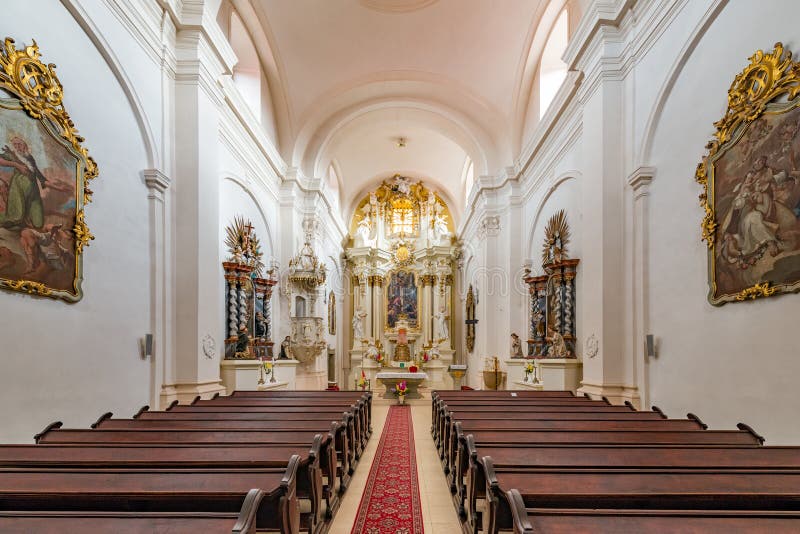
left=697, top=43, right=800, bottom=305
left=385, top=270, right=418, bottom=328
left=0, top=38, right=97, bottom=302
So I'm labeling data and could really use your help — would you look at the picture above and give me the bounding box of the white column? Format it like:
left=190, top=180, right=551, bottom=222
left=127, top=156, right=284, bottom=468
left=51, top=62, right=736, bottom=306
left=627, top=167, right=655, bottom=409
left=372, top=276, right=383, bottom=342
left=144, top=169, right=172, bottom=409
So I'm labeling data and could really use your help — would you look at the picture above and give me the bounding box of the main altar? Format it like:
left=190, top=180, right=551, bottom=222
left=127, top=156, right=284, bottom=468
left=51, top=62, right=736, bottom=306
left=345, top=176, right=460, bottom=391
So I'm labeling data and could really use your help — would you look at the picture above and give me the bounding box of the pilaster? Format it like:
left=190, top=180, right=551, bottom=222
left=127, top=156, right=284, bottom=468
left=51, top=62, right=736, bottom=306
left=167, top=27, right=226, bottom=402
left=144, top=169, right=174, bottom=409
left=626, top=166, right=655, bottom=409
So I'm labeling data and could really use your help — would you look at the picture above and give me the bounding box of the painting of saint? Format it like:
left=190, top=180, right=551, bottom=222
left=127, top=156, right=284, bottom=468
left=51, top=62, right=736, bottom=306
left=709, top=102, right=800, bottom=302
left=386, top=270, right=418, bottom=328
left=0, top=97, right=82, bottom=298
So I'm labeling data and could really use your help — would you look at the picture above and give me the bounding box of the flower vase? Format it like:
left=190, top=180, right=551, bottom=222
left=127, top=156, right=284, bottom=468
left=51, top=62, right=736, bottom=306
left=398, top=395, right=406, bottom=405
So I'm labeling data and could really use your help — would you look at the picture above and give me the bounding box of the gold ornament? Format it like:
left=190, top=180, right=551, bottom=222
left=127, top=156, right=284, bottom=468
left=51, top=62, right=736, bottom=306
left=541, top=209, right=571, bottom=267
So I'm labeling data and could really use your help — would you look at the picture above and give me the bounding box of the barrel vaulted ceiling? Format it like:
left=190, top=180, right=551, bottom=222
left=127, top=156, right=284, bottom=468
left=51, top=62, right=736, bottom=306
left=249, top=0, right=555, bottom=222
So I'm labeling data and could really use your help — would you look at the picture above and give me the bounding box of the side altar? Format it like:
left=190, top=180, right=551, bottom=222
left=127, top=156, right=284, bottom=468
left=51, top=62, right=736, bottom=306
left=345, top=176, right=460, bottom=390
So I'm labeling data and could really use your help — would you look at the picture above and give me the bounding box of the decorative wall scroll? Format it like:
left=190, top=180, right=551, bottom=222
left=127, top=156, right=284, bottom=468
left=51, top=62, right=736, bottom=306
left=0, top=38, right=98, bottom=302
left=222, top=216, right=275, bottom=359
left=525, top=210, right=579, bottom=358
left=696, top=43, right=800, bottom=305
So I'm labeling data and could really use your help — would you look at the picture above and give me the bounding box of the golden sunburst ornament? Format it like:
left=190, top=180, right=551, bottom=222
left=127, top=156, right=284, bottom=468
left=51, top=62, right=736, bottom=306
left=541, top=209, right=571, bottom=267
left=224, top=216, right=264, bottom=276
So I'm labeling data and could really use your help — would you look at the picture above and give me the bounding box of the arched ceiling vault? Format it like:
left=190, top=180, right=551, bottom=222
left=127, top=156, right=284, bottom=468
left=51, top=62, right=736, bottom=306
left=250, top=0, right=550, bottom=225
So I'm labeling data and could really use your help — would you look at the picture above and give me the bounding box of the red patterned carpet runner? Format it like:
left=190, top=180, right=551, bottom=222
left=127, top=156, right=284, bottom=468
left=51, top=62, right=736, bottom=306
left=351, top=405, right=424, bottom=534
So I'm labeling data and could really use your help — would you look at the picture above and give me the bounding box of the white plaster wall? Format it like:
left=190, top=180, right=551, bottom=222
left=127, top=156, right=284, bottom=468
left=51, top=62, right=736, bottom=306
left=0, top=1, right=154, bottom=441
left=645, top=0, right=800, bottom=444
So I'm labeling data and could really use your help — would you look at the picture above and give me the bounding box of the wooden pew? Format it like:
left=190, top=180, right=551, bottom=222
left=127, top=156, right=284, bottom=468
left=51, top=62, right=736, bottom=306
left=465, top=444, right=800, bottom=532
left=0, top=492, right=265, bottom=534
left=171, top=402, right=369, bottom=457
left=448, top=424, right=762, bottom=520
left=0, top=440, right=327, bottom=533
left=443, top=417, right=706, bottom=489
left=434, top=404, right=644, bottom=446
left=434, top=409, right=668, bottom=453
left=136, top=408, right=361, bottom=468
left=484, top=461, right=800, bottom=534
left=0, top=458, right=301, bottom=534
left=505, top=490, right=800, bottom=534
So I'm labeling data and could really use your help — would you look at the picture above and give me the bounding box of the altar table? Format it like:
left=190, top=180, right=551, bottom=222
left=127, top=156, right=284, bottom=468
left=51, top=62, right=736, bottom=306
left=375, top=371, right=428, bottom=399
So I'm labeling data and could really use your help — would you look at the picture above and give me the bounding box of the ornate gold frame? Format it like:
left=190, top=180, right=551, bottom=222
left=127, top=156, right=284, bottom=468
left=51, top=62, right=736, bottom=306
left=696, top=42, right=800, bottom=305
left=0, top=38, right=97, bottom=302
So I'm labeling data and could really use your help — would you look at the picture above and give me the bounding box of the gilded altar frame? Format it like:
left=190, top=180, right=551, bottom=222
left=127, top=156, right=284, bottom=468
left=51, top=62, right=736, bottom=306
left=0, top=38, right=97, bottom=302
left=696, top=43, right=800, bottom=305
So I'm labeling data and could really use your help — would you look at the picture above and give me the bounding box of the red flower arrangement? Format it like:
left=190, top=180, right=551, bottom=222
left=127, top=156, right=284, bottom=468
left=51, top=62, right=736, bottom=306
left=409, top=365, right=418, bottom=373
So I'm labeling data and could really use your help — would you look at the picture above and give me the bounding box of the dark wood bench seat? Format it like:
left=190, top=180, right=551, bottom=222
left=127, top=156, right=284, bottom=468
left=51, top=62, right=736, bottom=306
left=0, top=503, right=263, bottom=534
left=170, top=403, right=368, bottom=455
left=463, top=445, right=800, bottom=532
left=444, top=427, right=761, bottom=491
left=505, top=493, right=800, bottom=534
left=485, top=466, right=800, bottom=534
left=433, top=409, right=668, bottom=451
left=434, top=405, right=645, bottom=443
left=0, top=459, right=300, bottom=534
left=0, top=440, right=328, bottom=531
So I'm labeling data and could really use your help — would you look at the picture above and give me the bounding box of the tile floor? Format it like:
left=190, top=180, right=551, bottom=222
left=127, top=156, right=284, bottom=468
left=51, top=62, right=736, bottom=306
left=327, top=391, right=462, bottom=533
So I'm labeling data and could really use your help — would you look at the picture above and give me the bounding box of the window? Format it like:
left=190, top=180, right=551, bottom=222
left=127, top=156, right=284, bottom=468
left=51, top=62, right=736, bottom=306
left=539, top=9, right=568, bottom=118
left=391, top=206, right=415, bottom=235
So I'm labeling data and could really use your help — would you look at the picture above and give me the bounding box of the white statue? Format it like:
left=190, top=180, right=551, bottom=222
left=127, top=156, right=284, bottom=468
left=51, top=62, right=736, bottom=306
left=364, top=340, right=379, bottom=361
left=395, top=175, right=411, bottom=195
left=357, top=214, right=372, bottom=245
left=434, top=307, right=450, bottom=341
left=352, top=308, right=366, bottom=340
left=433, top=212, right=450, bottom=243
left=510, top=333, right=523, bottom=358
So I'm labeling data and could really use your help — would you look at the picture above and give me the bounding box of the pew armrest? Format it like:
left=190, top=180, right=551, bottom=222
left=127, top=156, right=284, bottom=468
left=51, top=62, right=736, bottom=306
left=737, top=422, right=766, bottom=445
left=90, top=412, right=113, bottom=429
left=651, top=405, right=667, bottom=418
left=133, top=405, right=150, bottom=418
left=232, top=488, right=265, bottom=534
left=166, top=400, right=179, bottom=411
left=506, top=489, right=535, bottom=534
left=687, top=413, right=708, bottom=430
left=33, top=421, right=62, bottom=443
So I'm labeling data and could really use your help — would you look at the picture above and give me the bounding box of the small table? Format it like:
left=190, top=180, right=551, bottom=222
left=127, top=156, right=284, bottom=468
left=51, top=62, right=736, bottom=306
left=375, top=371, right=428, bottom=399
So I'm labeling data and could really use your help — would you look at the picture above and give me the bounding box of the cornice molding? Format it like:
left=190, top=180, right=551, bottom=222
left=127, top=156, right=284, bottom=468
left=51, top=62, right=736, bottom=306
left=627, top=166, right=656, bottom=199
left=143, top=168, right=172, bottom=193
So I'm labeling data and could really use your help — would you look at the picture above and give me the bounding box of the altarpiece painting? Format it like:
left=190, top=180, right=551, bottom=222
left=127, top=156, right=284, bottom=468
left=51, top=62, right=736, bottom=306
left=697, top=43, right=800, bottom=304
left=386, top=270, right=418, bottom=328
left=0, top=38, right=96, bottom=302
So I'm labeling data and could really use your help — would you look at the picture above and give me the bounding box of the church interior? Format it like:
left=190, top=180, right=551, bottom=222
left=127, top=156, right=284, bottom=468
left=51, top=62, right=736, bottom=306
left=1, top=0, right=799, bottom=532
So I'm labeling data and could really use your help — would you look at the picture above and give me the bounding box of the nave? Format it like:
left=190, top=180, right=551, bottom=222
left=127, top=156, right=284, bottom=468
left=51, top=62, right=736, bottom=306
left=1, top=388, right=799, bottom=533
